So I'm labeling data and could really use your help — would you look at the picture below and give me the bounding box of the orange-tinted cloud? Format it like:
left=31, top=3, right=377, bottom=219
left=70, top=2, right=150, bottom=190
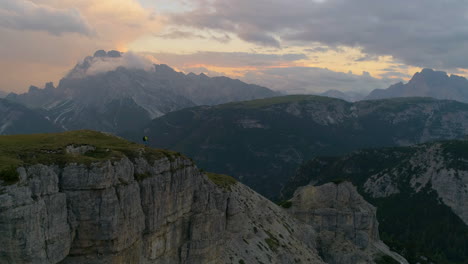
left=0, top=0, right=162, bottom=92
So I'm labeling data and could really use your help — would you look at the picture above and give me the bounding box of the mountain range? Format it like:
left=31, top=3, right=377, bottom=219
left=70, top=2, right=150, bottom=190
left=6, top=50, right=278, bottom=133
left=317, top=89, right=366, bottom=102
left=282, top=138, right=468, bottom=264
left=1, top=54, right=467, bottom=263
left=313, top=69, right=468, bottom=103
left=366, top=68, right=468, bottom=102
left=133, top=95, right=468, bottom=198
left=0, top=98, right=60, bottom=135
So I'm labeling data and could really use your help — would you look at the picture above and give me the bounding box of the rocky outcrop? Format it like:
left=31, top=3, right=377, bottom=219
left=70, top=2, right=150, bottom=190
left=366, top=68, right=468, bottom=103
left=283, top=139, right=468, bottom=263
left=0, top=151, right=407, bottom=264
left=0, top=154, right=327, bottom=263
left=0, top=98, right=60, bottom=135
left=285, top=182, right=407, bottom=264
left=363, top=143, right=468, bottom=225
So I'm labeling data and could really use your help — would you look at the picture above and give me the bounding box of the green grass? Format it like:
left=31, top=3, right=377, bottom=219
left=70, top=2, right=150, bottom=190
left=218, top=95, right=343, bottom=109
left=331, top=178, right=347, bottom=184
left=374, top=255, right=399, bottom=264
left=0, top=166, right=20, bottom=185
left=0, top=130, right=181, bottom=184
left=264, top=231, right=280, bottom=252
left=277, top=200, right=292, bottom=208
left=206, top=172, right=237, bottom=190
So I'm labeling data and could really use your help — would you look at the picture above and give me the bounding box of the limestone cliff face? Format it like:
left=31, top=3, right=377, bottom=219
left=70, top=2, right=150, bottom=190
left=363, top=143, right=468, bottom=225
left=286, top=182, right=408, bottom=264
left=0, top=152, right=403, bottom=264
left=0, top=154, right=325, bottom=264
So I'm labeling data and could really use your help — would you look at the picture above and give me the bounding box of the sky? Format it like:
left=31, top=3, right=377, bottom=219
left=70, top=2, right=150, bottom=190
left=1, top=0, right=468, bottom=94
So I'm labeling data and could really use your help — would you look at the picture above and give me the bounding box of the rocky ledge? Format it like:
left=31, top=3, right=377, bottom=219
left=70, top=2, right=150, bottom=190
left=0, top=131, right=405, bottom=263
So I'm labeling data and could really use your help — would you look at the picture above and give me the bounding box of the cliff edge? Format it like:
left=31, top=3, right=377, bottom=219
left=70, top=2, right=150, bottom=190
left=0, top=130, right=404, bottom=263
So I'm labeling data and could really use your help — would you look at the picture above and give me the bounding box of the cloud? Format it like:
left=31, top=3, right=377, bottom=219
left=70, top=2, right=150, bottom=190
left=79, top=52, right=156, bottom=76
left=379, top=70, right=412, bottom=79
left=354, top=54, right=379, bottom=62
left=145, top=50, right=399, bottom=94
left=237, top=29, right=280, bottom=47
left=148, top=51, right=307, bottom=67
left=241, top=67, right=401, bottom=94
left=168, top=0, right=468, bottom=69
left=0, top=0, right=93, bottom=36
left=155, top=29, right=232, bottom=43
left=0, top=0, right=162, bottom=92
left=157, top=30, right=207, bottom=39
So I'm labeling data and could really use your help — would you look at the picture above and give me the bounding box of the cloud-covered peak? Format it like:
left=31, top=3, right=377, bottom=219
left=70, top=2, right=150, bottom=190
left=67, top=51, right=156, bottom=78
left=93, top=50, right=122, bottom=58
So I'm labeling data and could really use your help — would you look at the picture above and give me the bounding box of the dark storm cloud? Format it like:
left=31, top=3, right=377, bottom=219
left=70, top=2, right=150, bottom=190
left=237, top=30, right=280, bottom=47
left=169, top=0, right=468, bottom=69
left=149, top=51, right=307, bottom=67
left=0, top=0, right=93, bottom=36
left=354, top=54, right=379, bottom=62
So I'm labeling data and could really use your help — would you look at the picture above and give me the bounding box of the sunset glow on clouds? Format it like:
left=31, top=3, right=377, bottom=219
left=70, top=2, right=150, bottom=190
left=0, top=0, right=467, bottom=93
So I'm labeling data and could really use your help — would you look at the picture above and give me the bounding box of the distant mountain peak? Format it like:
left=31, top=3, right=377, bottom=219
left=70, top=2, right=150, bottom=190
left=318, top=89, right=366, bottom=102
left=28, top=85, right=40, bottom=93
left=366, top=68, right=468, bottom=101
left=421, top=68, right=436, bottom=73
left=154, top=64, right=176, bottom=73
left=8, top=51, right=278, bottom=133
left=410, top=68, right=450, bottom=84
left=44, top=82, right=55, bottom=90
left=93, top=50, right=122, bottom=58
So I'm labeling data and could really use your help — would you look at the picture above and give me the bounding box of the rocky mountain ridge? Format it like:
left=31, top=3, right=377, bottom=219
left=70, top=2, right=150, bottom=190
left=137, top=95, right=468, bottom=198
left=282, top=139, right=468, bottom=264
left=286, top=183, right=407, bottom=264
left=0, top=130, right=404, bottom=264
left=366, top=68, right=468, bottom=102
left=317, top=89, right=366, bottom=102
left=0, top=98, right=60, bottom=135
left=6, top=50, right=277, bottom=133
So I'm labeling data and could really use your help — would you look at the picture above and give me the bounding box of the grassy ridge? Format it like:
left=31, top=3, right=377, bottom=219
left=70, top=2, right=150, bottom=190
left=218, top=95, right=345, bottom=109
left=141, top=95, right=468, bottom=199
left=0, top=130, right=180, bottom=184
left=206, top=172, right=237, bottom=190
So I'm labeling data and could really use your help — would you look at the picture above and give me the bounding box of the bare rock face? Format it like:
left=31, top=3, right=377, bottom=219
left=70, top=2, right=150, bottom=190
left=363, top=143, right=468, bottom=226
left=65, top=145, right=96, bottom=155
left=0, top=155, right=326, bottom=264
left=0, top=153, right=405, bottom=264
left=0, top=165, right=71, bottom=264
left=286, top=182, right=408, bottom=264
